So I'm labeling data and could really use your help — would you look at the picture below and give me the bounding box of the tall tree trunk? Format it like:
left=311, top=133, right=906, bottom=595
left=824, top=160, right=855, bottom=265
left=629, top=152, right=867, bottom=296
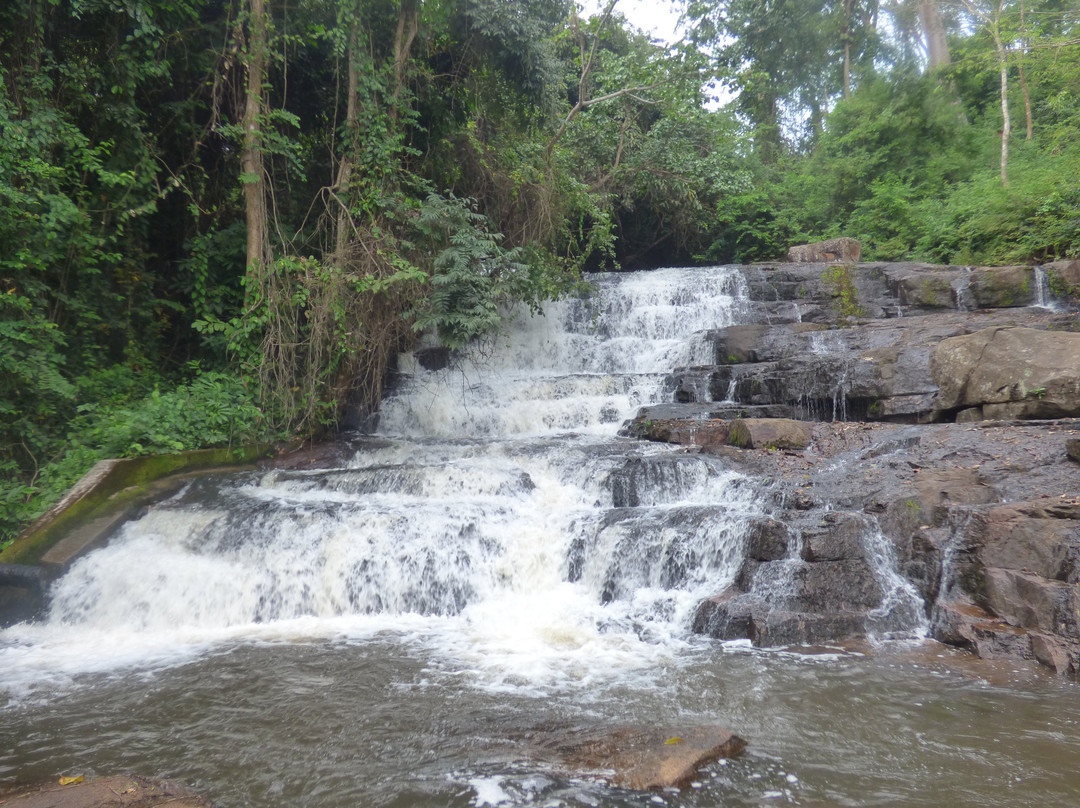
left=389, top=0, right=419, bottom=121
left=993, top=28, right=1011, bottom=185
left=241, top=0, right=270, bottom=306
left=842, top=0, right=855, bottom=98
left=755, top=92, right=781, bottom=164
left=1018, top=61, right=1033, bottom=140
left=918, top=0, right=951, bottom=70
left=335, top=20, right=360, bottom=256
left=1019, top=0, right=1034, bottom=139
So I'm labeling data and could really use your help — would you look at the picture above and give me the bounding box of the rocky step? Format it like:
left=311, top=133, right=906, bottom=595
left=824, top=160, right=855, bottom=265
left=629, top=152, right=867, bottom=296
left=688, top=418, right=1080, bottom=675
left=670, top=311, right=1079, bottom=425
left=739, top=259, right=1080, bottom=323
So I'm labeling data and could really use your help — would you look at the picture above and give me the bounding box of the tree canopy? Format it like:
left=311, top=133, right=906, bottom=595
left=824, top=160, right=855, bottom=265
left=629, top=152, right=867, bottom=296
left=2, top=0, right=1079, bottom=542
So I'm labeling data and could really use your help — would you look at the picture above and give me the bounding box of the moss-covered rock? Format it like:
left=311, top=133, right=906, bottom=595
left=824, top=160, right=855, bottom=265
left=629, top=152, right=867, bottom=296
left=0, top=446, right=269, bottom=568
left=968, top=265, right=1035, bottom=308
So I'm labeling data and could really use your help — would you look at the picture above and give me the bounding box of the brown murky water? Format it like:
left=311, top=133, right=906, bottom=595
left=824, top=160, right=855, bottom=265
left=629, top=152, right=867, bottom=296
left=3, top=637, right=1079, bottom=807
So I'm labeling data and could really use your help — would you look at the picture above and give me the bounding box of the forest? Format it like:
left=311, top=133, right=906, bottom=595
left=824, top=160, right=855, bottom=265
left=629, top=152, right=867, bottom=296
left=2, top=0, right=1079, bottom=544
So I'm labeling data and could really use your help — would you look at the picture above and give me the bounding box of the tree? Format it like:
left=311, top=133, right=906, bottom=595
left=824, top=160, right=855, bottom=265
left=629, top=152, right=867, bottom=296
left=240, top=0, right=272, bottom=303
left=918, top=0, right=951, bottom=69
left=687, top=0, right=880, bottom=156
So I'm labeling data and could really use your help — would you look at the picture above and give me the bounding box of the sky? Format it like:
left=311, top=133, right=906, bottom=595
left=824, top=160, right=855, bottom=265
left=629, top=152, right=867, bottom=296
left=581, top=0, right=686, bottom=44
left=581, top=0, right=736, bottom=108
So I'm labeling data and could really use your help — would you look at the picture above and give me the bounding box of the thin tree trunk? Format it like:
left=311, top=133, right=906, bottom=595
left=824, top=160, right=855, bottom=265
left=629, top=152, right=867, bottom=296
left=993, top=28, right=1011, bottom=185
left=335, top=21, right=360, bottom=256
left=842, top=0, right=854, bottom=98
left=389, top=0, right=418, bottom=120
left=918, top=0, right=951, bottom=70
left=1018, top=62, right=1033, bottom=140
left=1019, top=0, right=1034, bottom=139
left=241, top=0, right=269, bottom=305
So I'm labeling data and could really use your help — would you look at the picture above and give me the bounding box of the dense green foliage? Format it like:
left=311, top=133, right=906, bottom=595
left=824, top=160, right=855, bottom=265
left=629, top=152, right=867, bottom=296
left=1, top=0, right=1079, bottom=544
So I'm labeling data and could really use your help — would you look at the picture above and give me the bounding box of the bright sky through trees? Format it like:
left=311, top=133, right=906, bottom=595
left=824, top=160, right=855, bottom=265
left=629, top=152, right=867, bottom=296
left=582, top=0, right=684, bottom=42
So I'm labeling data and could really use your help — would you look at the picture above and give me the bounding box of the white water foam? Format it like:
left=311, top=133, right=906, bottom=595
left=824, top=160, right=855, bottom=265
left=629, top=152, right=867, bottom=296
left=1, top=267, right=762, bottom=700
left=378, top=267, right=748, bottom=438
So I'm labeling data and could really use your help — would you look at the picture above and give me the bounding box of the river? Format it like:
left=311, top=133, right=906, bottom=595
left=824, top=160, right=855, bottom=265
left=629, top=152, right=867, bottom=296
left=2, top=266, right=1079, bottom=806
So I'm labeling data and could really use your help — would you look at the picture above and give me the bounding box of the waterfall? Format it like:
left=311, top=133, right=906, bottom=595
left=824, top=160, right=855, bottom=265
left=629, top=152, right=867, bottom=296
left=1, top=265, right=933, bottom=702
left=377, top=267, right=749, bottom=438
left=953, top=268, right=974, bottom=311
left=1, top=267, right=763, bottom=696
left=1034, top=266, right=1059, bottom=310
left=863, top=523, right=929, bottom=640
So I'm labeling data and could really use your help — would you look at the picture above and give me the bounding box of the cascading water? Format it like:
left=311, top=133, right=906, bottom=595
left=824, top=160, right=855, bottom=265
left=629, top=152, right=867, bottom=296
left=1034, top=265, right=1059, bottom=311
left=1, top=267, right=760, bottom=697
left=4, top=266, right=1080, bottom=808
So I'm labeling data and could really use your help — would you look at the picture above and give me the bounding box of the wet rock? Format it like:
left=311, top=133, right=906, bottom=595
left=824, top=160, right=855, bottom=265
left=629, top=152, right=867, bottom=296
left=1044, top=259, right=1080, bottom=305
left=621, top=417, right=731, bottom=448
left=414, top=345, right=453, bottom=371
left=729, top=418, right=813, bottom=450
left=0, top=776, right=216, bottom=808
left=749, top=609, right=869, bottom=647
left=931, top=600, right=996, bottom=649
left=981, top=568, right=1072, bottom=634
left=1068, top=439, right=1080, bottom=463
left=674, top=312, right=1044, bottom=425
left=740, top=262, right=892, bottom=321
left=695, top=510, right=887, bottom=647
left=624, top=260, right=1080, bottom=674
left=746, top=519, right=792, bottom=561
left=1032, top=633, right=1077, bottom=676
left=883, top=264, right=966, bottom=309
left=541, top=725, right=746, bottom=790
left=930, top=326, right=1080, bottom=420
left=970, top=618, right=1036, bottom=662
left=263, top=440, right=354, bottom=470
left=800, top=513, right=871, bottom=561
left=693, top=590, right=871, bottom=647
left=787, top=238, right=861, bottom=263
left=969, top=503, right=1080, bottom=581
left=692, top=588, right=756, bottom=638
left=709, top=323, right=771, bottom=363
left=968, top=265, right=1036, bottom=308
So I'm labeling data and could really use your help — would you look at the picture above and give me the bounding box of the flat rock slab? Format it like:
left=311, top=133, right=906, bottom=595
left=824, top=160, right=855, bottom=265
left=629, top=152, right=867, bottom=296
left=542, top=726, right=745, bottom=789
left=0, top=776, right=215, bottom=808
left=729, top=418, right=813, bottom=450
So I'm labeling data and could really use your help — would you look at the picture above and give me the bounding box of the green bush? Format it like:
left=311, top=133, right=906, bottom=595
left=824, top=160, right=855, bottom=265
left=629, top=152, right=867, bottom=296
left=0, top=370, right=263, bottom=548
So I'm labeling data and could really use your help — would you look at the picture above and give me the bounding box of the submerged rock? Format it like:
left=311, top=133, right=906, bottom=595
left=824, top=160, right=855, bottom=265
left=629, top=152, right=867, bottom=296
left=537, top=725, right=746, bottom=790
left=0, top=776, right=216, bottom=808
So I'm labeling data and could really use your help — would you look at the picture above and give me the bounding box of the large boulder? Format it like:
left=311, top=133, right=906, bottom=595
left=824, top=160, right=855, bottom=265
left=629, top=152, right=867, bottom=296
left=882, top=264, right=967, bottom=310
left=931, top=326, right=1080, bottom=419
left=928, top=500, right=1080, bottom=675
left=1043, top=259, right=1080, bottom=306
left=786, top=238, right=861, bottom=263
left=968, top=266, right=1036, bottom=308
